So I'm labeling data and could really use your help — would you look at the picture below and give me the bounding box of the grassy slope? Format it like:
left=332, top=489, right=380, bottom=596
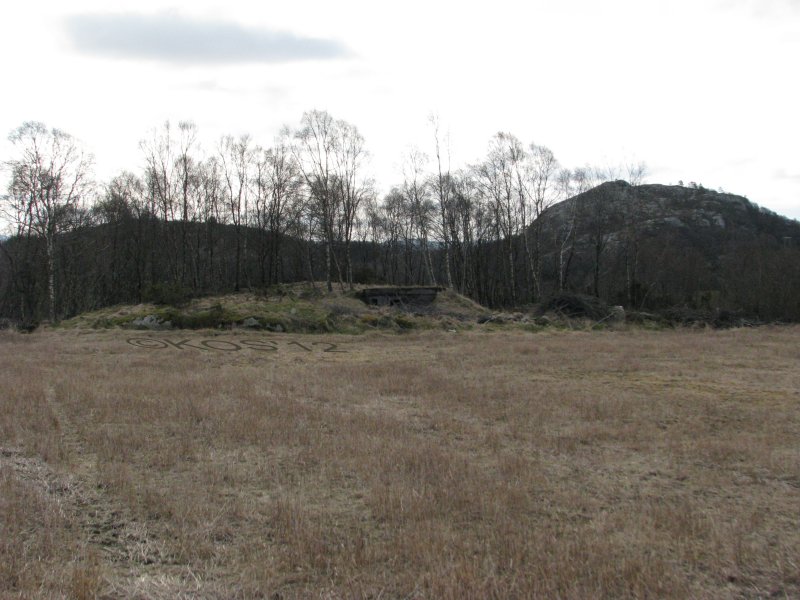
left=59, top=284, right=492, bottom=334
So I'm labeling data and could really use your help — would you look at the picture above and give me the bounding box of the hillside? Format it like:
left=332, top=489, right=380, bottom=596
left=535, top=182, right=800, bottom=317
left=543, top=181, right=800, bottom=244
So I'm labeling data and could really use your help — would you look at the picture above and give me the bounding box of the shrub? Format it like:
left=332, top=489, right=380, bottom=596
left=540, top=293, right=610, bottom=320
left=394, top=315, right=416, bottom=330
left=360, top=314, right=396, bottom=329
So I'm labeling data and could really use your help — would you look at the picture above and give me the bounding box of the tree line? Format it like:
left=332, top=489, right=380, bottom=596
left=2, top=112, right=799, bottom=323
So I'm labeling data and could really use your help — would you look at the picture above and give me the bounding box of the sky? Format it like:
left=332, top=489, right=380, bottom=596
left=1, top=0, right=799, bottom=222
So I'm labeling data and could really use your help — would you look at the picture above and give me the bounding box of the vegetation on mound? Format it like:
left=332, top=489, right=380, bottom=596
left=58, top=284, right=488, bottom=333
left=22, top=276, right=789, bottom=335
left=55, top=283, right=766, bottom=334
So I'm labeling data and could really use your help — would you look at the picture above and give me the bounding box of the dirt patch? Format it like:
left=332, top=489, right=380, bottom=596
left=0, top=390, right=202, bottom=598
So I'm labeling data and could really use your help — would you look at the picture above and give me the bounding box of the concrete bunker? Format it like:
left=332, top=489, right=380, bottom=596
left=357, top=286, right=444, bottom=307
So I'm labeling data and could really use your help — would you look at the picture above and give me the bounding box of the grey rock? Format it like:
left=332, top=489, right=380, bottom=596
left=662, top=216, right=687, bottom=228
left=131, top=314, right=170, bottom=330
left=241, top=317, right=262, bottom=329
left=609, top=306, right=626, bottom=322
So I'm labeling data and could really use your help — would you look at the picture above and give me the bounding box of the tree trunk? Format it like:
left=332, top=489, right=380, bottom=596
left=593, top=240, right=602, bottom=298
left=443, top=240, right=453, bottom=289
left=234, top=226, right=241, bottom=292
left=422, top=236, right=437, bottom=287
left=46, top=233, right=57, bottom=323
left=507, top=240, right=516, bottom=305
left=346, top=240, right=354, bottom=289
left=325, top=237, right=333, bottom=292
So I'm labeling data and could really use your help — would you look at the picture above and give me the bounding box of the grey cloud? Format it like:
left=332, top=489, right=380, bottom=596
left=63, top=12, right=350, bottom=64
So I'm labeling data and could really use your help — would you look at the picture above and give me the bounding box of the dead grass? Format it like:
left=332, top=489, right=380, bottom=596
left=1, top=326, right=799, bottom=598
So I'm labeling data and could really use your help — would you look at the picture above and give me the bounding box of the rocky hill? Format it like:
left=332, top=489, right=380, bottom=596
left=543, top=181, right=800, bottom=242
left=535, top=182, right=800, bottom=318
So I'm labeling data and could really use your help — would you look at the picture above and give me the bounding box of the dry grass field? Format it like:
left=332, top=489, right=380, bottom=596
left=1, top=326, right=799, bottom=598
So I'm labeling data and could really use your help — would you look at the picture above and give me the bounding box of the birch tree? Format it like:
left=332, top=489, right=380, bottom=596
left=219, top=134, right=254, bottom=291
left=402, top=149, right=436, bottom=286
left=476, top=133, right=520, bottom=304
left=333, top=119, right=370, bottom=289
left=254, top=136, right=302, bottom=285
left=430, top=115, right=454, bottom=288
left=3, top=122, right=93, bottom=322
left=293, top=110, right=340, bottom=292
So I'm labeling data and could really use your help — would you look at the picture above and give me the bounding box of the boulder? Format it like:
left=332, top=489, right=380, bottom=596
left=241, top=317, right=262, bottom=329
left=609, top=306, right=626, bottom=322
left=131, top=314, right=170, bottom=330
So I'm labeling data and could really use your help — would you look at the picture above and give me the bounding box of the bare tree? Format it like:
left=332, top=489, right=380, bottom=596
left=198, top=156, right=224, bottom=290
left=554, top=168, right=577, bottom=291
left=3, top=122, right=93, bottom=322
left=476, top=133, right=520, bottom=304
left=332, top=119, right=371, bottom=289
left=525, top=143, right=559, bottom=300
left=448, top=169, right=479, bottom=295
left=140, top=122, right=178, bottom=223
left=254, top=134, right=302, bottom=285
left=430, top=115, right=454, bottom=288
left=93, top=171, right=146, bottom=301
left=140, top=121, right=180, bottom=283
left=176, top=121, right=200, bottom=286
left=219, top=134, right=254, bottom=291
left=377, top=188, right=409, bottom=283
left=292, top=110, right=340, bottom=292
left=402, top=148, right=437, bottom=286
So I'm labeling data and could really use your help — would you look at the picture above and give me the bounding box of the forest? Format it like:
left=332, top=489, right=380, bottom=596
left=2, top=112, right=800, bottom=324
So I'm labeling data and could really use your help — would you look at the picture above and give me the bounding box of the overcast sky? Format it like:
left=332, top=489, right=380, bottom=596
left=1, top=0, right=799, bottom=220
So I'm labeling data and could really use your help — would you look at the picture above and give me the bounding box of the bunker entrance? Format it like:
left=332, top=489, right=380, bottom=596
left=357, top=286, right=444, bottom=307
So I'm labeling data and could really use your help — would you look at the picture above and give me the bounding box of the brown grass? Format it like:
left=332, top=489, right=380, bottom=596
left=1, top=326, right=799, bottom=598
